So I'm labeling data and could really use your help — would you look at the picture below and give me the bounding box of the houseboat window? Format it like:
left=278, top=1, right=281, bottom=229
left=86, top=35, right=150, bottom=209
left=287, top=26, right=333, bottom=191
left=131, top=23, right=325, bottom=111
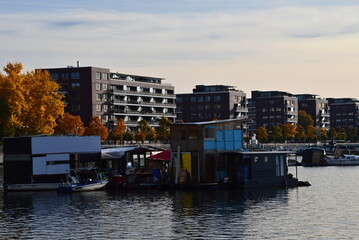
left=264, top=156, right=268, bottom=163
left=254, top=157, right=258, bottom=163
left=140, top=154, right=146, bottom=167
left=132, top=155, right=139, bottom=168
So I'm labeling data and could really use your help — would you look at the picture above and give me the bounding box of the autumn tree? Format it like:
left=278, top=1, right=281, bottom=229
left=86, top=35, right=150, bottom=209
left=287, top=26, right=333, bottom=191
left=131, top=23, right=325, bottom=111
left=306, top=126, right=318, bottom=142
left=282, top=123, right=296, bottom=142
left=337, top=128, right=347, bottom=141
left=328, top=127, right=337, bottom=141
left=319, top=128, right=328, bottom=142
left=135, top=132, right=146, bottom=143
left=83, top=116, right=109, bottom=141
left=269, top=125, right=283, bottom=142
left=137, top=119, right=156, bottom=142
left=346, top=127, right=358, bottom=142
left=123, top=130, right=134, bottom=143
left=111, top=118, right=126, bottom=143
left=298, top=110, right=314, bottom=131
left=55, top=113, right=84, bottom=135
left=256, top=126, right=268, bottom=143
left=0, top=63, right=64, bottom=136
left=156, top=116, right=172, bottom=143
left=295, top=124, right=305, bottom=142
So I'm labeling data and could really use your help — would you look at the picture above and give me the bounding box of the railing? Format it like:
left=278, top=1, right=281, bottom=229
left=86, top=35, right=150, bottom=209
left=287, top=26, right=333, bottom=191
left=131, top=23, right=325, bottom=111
left=109, top=89, right=175, bottom=98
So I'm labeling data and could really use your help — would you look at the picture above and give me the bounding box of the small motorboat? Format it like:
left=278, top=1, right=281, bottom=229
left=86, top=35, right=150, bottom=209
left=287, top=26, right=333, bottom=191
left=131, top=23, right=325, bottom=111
left=58, top=179, right=108, bottom=192
left=58, top=168, right=108, bottom=192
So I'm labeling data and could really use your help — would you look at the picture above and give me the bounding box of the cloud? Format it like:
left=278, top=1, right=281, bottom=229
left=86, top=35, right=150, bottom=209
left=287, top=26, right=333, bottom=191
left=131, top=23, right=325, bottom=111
left=1, top=2, right=359, bottom=97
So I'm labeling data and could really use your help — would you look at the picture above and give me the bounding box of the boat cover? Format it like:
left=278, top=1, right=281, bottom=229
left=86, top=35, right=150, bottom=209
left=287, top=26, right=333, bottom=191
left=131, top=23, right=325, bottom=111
left=147, top=150, right=171, bottom=161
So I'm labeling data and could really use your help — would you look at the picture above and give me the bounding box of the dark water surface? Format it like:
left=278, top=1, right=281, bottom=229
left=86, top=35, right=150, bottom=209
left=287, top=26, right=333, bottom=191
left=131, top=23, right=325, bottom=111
left=1, top=166, right=359, bottom=239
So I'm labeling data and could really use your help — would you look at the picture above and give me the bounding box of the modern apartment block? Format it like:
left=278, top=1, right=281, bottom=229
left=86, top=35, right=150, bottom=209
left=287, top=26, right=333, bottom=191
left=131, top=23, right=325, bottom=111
left=44, top=64, right=176, bottom=131
left=296, top=94, right=330, bottom=130
left=328, top=98, right=359, bottom=129
left=176, top=85, right=248, bottom=123
left=249, top=91, right=298, bottom=131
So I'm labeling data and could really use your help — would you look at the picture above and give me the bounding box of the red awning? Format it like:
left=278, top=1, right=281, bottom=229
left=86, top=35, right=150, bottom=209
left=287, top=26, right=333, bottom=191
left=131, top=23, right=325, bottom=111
left=147, top=150, right=171, bottom=161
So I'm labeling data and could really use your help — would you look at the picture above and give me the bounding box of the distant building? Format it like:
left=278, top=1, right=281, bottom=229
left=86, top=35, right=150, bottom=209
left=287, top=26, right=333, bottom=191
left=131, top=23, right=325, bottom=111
left=249, top=91, right=298, bottom=131
left=176, top=85, right=248, bottom=123
left=296, top=94, right=330, bottom=130
left=328, top=98, right=359, bottom=129
left=43, top=65, right=176, bottom=131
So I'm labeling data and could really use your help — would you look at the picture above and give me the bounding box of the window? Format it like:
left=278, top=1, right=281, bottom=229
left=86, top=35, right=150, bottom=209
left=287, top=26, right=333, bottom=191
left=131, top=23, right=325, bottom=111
left=96, top=104, right=101, bottom=111
left=177, top=97, right=183, bottom=103
left=61, top=73, right=69, bottom=80
left=72, top=104, right=81, bottom=111
left=50, top=73, right=58, bottom=80
left=205, top=96, right=211, bottom=102
left=102, top=73, right=108, bottom=80
left=71, top=83, right=80, bottom=88
left=71, top=72, right=80, bottom=79
left=214, top=96, right=221, bottom=102
left=96, top=94, right=102, bottom=101
left=96, top=83, right=101, bottom=90
left=190, top=96, right=197, bottom=102
left=102, top=105, right=108, bottom=111
left=96, top=72, right=101, bottom=80
left=198, top=96, right=203, bottom=102
left=102, top=84, right=108, bottom=90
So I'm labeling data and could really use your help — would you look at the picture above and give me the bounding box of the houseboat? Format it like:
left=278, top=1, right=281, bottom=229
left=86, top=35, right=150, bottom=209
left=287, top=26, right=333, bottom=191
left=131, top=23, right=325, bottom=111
left=169, top=119, right=300, bottom=188
left=3, top=135, right=101, bottom=191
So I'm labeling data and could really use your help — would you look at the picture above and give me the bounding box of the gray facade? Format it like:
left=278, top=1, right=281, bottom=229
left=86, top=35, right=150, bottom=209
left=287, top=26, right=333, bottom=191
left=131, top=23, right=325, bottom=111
left=44, top=65, right=176, bottom=131
left=250, top=91, right=298, bottom=131
left=328, top=98, right=359, bottom=129
left=296, top=94, right=330, bottom=130
left=176, top=85, right=248, bottom=123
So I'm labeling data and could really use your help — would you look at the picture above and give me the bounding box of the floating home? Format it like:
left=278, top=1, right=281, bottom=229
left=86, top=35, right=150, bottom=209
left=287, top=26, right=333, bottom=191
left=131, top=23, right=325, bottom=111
left=3, top=136, right=101, bottom=191
left=101, top=146, right=170, bottom=188
left=169, top=119, right=298, bottom=188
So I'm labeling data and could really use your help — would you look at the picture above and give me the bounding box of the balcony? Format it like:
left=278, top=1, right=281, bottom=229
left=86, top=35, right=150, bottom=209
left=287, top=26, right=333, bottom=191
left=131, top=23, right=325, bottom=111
left=109, top=88, right=175, bottom=98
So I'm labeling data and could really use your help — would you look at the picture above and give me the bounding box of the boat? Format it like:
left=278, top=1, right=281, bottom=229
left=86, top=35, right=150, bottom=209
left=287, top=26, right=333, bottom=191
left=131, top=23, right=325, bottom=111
left=58, top=168, right=108, bottom=192
left=325, top=154, right=359, bottom=166
left=301, top=147, right=359, bottom=166
left=58, top=179, right=108, bottom=192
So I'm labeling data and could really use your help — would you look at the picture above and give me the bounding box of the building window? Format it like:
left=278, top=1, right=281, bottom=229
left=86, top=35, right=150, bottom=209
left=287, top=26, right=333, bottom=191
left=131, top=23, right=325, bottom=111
left=61, top=73, right=69, bottom=80
left=214, top=96, right=221, bottom=102
left=96, top=83, right=101, bottom=90
left=102, top=84, right=108, bottom=90
left=96, top=72, right=101, bottom=80
left=102, top=73, right=108, bottom=80
left=96, top=94, right=102, bottom=101
left=103, top=105, right=108, bottom=111
left=72, top=105, right=81, bottom=112
left=71, top=72, right=80, bottom=79
left=96, top=104, right=101, bottom=111
left=50, top=73, right=58, bottom=80
left=177, top=97, right=183, bottom=103
left=198, top=96, right=203, bottom=102
left=71, top=83, right=80, bottom=88
left=190, top=96, right=197, bottom=102
left=205, top=96, right=211, bottom=102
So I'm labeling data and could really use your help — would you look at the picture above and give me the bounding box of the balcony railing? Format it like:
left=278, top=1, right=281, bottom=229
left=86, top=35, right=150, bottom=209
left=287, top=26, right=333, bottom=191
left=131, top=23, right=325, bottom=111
left=109, top=89, right=175, bottom=98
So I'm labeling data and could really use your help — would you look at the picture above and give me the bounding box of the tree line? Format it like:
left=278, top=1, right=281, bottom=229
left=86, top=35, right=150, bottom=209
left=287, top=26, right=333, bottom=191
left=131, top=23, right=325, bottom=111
left=0, top=62, right=172, bottom=144
left=255, top=110, right=359, bottom=143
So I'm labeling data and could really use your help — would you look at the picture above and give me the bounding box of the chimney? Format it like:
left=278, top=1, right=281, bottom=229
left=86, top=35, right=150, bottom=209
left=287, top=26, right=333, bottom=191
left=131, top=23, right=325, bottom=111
left=77, top=61, right=80, bottom=67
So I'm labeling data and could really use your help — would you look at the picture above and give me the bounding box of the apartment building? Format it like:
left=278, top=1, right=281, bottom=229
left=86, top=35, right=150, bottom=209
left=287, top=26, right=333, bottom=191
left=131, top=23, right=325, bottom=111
left=249, top=91, right=298, bottom=131
left=328, top=98, right=359, bottom=129
left=176, top=85, right=248, bottom=123
left=296, top=94, right=330, bottom=130
left=44, top=65, right=176, bottom=131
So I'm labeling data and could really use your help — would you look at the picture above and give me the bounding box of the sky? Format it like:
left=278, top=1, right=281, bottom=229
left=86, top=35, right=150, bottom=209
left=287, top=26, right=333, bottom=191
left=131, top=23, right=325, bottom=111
left=1, top=0, right=359, bottom=98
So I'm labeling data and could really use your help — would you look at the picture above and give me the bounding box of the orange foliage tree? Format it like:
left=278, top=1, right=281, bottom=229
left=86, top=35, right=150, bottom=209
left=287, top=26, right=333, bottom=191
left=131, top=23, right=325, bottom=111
left=83, top=116, right=109, bottom=141
left=55, top=113, right=85, bottom=135
left=0, top=62, right=64, bottom=136
left=282, top=123, right=296, bottom=141
left=111, top=118, right=126, bottom=142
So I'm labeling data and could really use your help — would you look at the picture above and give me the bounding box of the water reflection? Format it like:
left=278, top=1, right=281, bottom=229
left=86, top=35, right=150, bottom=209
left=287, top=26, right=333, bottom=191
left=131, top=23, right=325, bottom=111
left=0, top=187, right=289, bottom=240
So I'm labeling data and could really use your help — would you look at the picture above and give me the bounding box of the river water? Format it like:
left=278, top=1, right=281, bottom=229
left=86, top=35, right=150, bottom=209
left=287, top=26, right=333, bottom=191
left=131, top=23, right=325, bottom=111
left=1, top=165, right=359, bottom=240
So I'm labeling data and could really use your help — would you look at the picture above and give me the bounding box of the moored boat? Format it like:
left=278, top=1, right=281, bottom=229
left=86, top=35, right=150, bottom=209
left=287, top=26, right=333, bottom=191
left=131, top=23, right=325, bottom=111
left=58, top=179, right=108, bottom=192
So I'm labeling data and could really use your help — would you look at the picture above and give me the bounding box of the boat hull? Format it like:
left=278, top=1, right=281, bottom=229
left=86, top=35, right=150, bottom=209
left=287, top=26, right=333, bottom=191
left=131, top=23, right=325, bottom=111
left=58, top=180, right=108, bottom=192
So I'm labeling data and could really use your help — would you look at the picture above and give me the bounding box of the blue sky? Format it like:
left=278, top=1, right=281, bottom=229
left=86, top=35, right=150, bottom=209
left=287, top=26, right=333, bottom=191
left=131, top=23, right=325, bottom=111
left=1, top=0, right=359, bottom=98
